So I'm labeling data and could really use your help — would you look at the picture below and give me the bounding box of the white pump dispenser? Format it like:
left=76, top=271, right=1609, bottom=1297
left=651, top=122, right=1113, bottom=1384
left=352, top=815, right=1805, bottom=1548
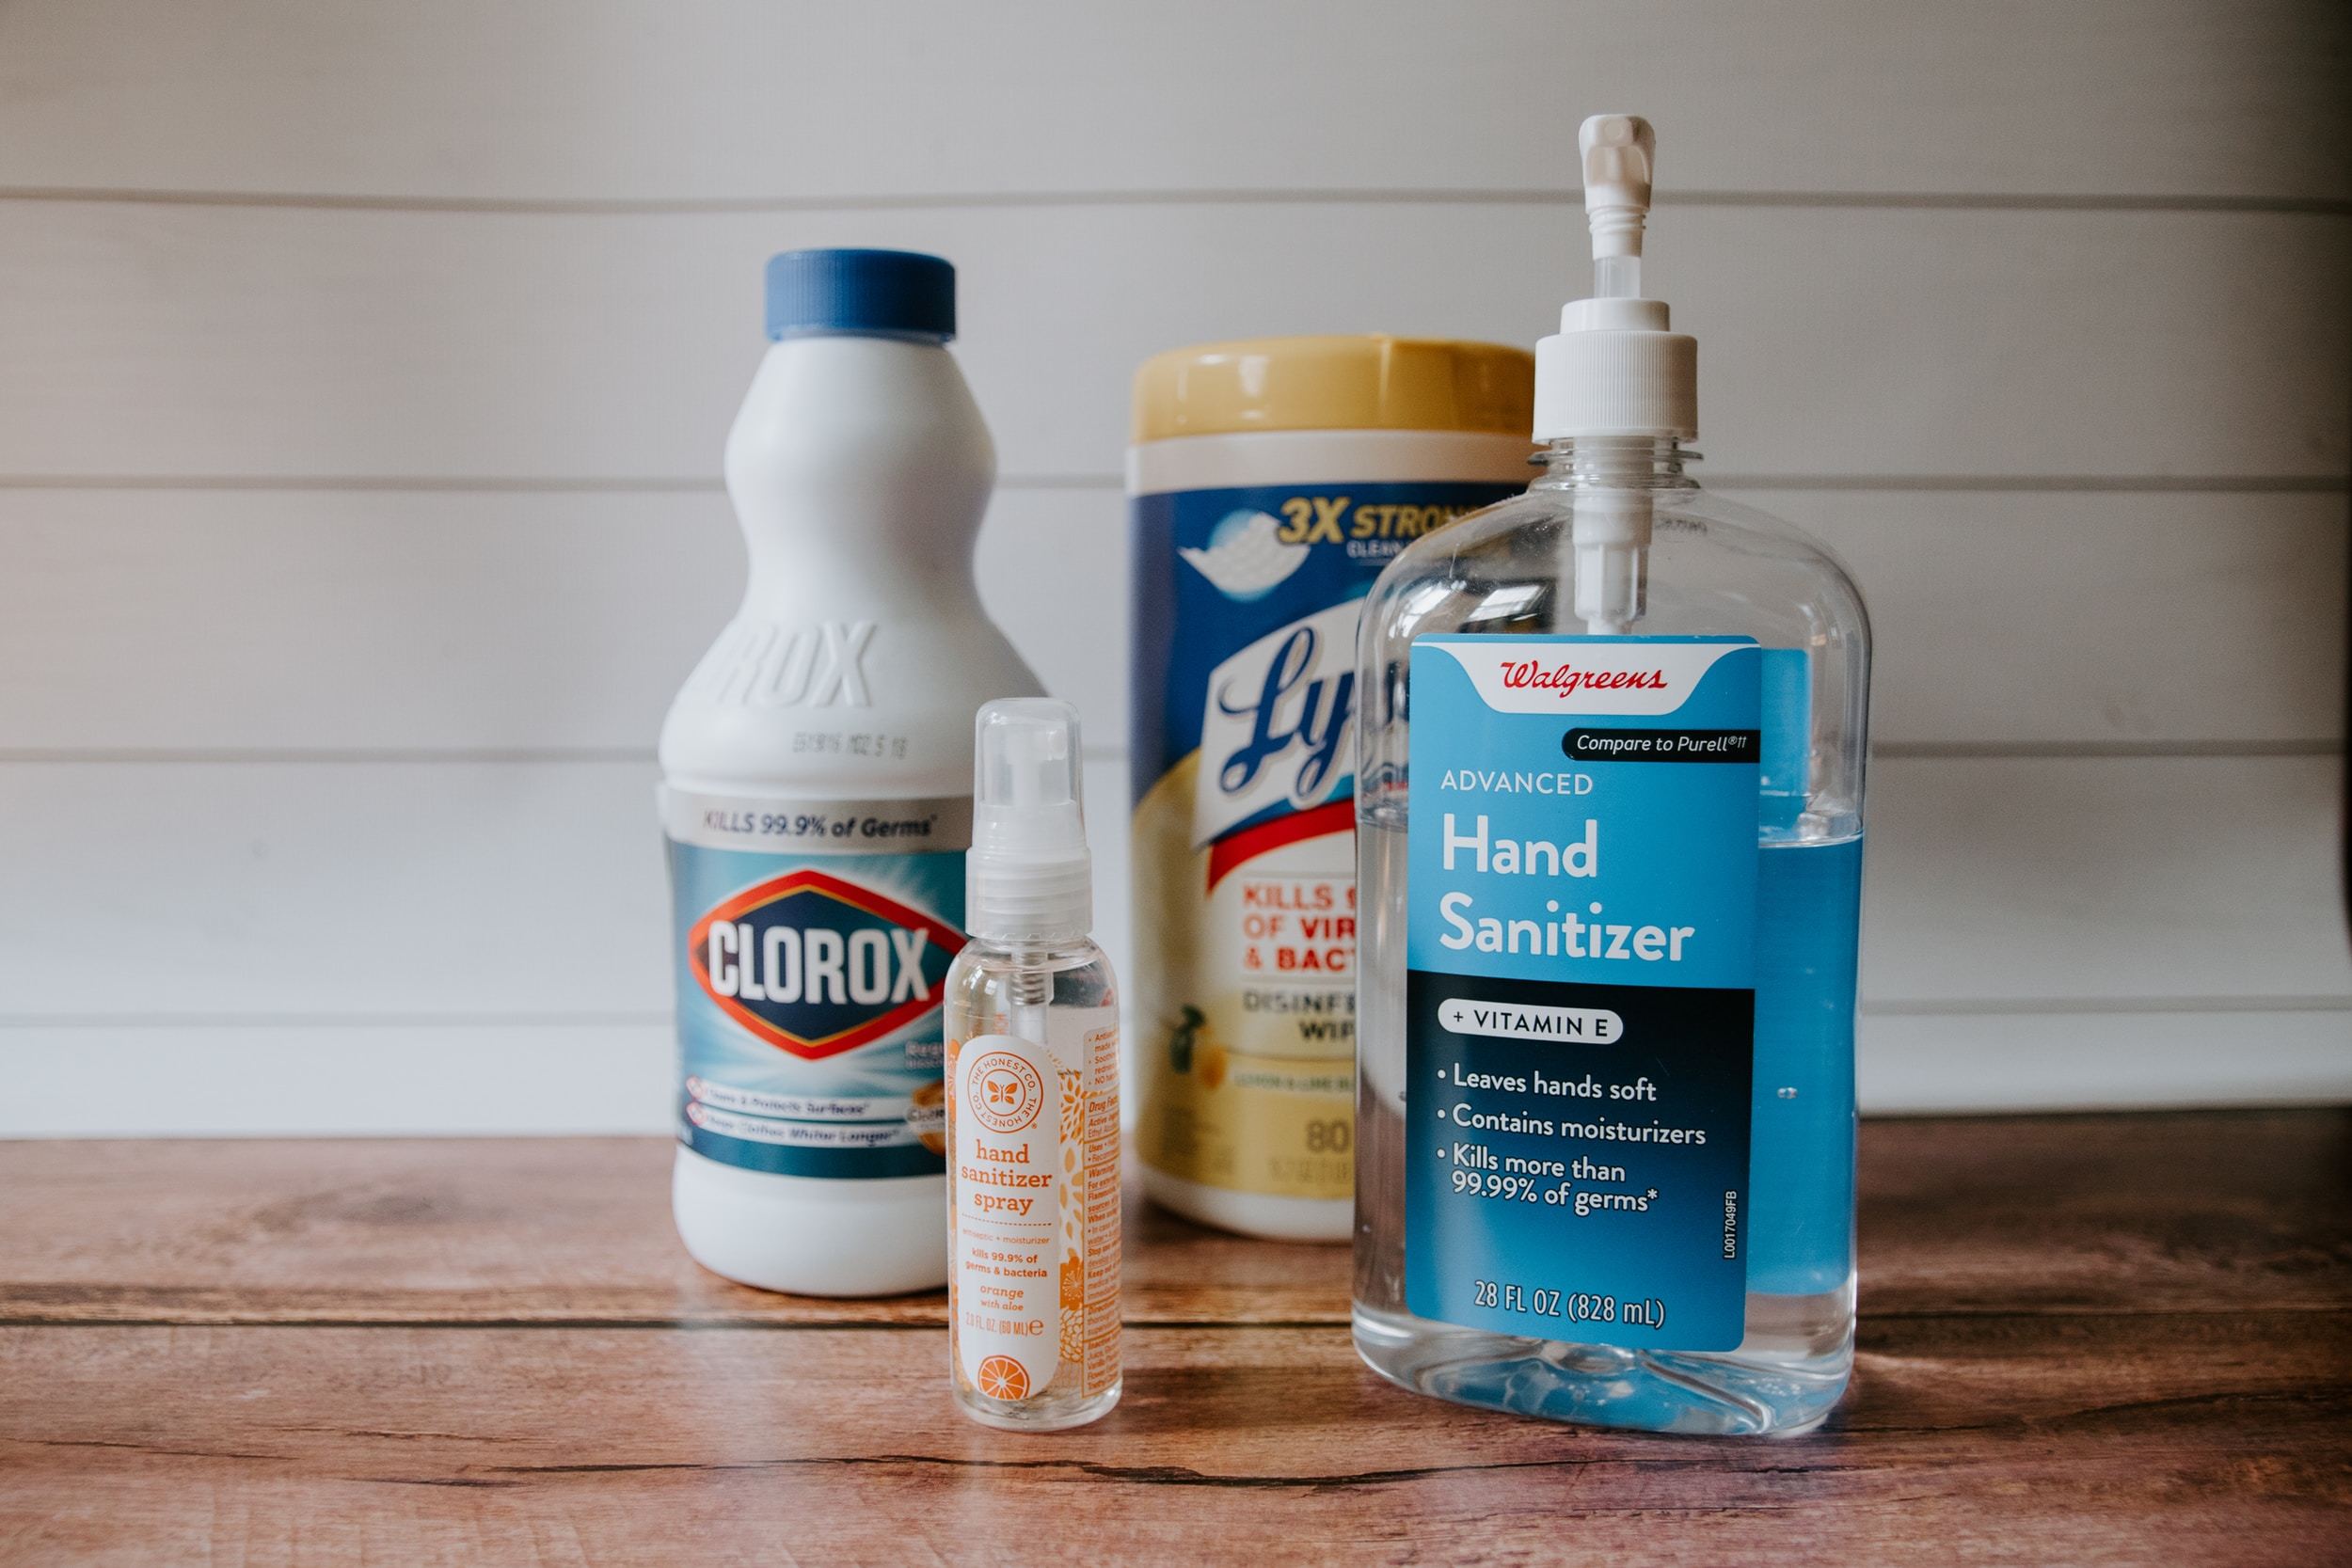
left=1534, top=115, right=1698, bottom=442
left=1534, top=114, right=1700, bottom=635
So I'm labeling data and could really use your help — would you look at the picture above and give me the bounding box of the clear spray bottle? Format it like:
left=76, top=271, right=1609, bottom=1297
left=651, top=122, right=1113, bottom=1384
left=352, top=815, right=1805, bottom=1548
left=1351, top=116, right=1871, bottom=1434
left=945, top=700, right=1122, bottom=1431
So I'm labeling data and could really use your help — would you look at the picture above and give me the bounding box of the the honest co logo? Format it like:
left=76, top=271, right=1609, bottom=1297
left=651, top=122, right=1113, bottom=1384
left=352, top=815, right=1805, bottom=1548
left=1193, top=599, right=1359, bottom=847
left=964, top=1048, right=1045, bottom=1135
left=689, top=870, right=962, bottom=1059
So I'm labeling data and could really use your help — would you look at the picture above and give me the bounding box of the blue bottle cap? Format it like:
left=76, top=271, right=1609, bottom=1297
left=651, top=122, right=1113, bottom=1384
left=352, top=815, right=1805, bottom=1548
left=764, top=248, right=956, bottom=343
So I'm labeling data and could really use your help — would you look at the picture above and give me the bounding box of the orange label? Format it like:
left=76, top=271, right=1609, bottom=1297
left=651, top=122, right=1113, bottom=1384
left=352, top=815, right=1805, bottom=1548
left=948, top=1008, right=1120, bottom=1402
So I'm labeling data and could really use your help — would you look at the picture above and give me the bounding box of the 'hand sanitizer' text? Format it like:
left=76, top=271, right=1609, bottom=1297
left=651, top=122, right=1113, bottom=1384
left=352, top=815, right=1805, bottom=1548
left=1434, top=813, right=1695, bottom=961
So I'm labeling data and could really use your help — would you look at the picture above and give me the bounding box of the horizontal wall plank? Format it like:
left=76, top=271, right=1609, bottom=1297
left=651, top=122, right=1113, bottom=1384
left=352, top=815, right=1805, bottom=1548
left=0, top=2, right=2343, bottom=204
left=0, top=756, right=1133, bottom=1024
left=0, top=204, right=2342, bottom=483
left=4, top=1008, right=2345, bottom=1135
left=0, top=1025, right=674, bottom=1137
left=0, top=489, right=743, bottom=756
left=0, top=488, right=2341, bottom=754
left=0, top=761, right=675, bottom=1016
left=1859, top=754, right=2347, bottom=1004
left=1750, top=490, right=2350, bottom=749
left=0, top=757, right=2339, bottom=1023
left=1859, top=1008, right=2352, bottom=1114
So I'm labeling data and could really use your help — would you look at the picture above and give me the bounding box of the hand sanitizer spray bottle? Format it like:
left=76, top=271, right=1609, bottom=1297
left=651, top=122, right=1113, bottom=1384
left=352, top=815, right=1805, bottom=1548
left=946, top=700, right=1121, bottom=1431
left=1351, top=117, right=1870, bottom=1434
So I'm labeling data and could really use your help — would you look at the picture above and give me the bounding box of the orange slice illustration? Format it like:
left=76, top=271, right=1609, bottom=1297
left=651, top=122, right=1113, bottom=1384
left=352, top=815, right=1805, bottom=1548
left=975, top=1354, right=1031, bottom=1402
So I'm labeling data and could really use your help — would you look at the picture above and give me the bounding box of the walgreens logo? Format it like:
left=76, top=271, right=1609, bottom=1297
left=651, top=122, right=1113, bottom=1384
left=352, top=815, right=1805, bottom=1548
left=1498, top=658, right=1669, bottom=698
left=1430, top=639, right=1751, bottom=717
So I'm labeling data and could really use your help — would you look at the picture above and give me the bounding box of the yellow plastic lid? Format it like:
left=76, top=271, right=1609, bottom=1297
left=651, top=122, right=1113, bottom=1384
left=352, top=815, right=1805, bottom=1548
left=1131, top=335, right=1535, bottom=444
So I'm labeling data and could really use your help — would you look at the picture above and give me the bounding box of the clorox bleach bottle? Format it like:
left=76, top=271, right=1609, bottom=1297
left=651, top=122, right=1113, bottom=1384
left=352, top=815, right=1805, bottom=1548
left=661, top=249, right=1043, bottom=1295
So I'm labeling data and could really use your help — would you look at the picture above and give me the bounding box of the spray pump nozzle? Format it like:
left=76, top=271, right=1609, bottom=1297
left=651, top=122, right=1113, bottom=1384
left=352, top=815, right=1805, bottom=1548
left=968, top=698, right=1092, bottom=943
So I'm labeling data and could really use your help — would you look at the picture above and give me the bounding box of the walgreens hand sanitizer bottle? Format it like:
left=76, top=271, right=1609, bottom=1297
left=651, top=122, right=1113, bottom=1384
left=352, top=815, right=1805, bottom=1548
left=1352, top=119, right=1871, bottom=1433
left=663, top=249, right=1042, bottom=1296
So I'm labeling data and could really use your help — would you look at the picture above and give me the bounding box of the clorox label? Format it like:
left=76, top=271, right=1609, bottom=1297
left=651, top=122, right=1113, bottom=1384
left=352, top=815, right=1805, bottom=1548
left=689, top=869, right=961, bottom=1060
left=663, top=788, right=971, bottom=1180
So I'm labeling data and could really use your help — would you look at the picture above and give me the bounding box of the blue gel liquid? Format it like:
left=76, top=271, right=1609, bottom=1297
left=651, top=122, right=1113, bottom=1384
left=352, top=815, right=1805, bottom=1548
left=1746, top=835, right=1863, bottom=1296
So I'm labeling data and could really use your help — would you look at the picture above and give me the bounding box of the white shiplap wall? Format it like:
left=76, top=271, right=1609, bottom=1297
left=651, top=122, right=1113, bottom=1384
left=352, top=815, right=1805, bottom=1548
left=0, top=0, right=2344, bottom=1132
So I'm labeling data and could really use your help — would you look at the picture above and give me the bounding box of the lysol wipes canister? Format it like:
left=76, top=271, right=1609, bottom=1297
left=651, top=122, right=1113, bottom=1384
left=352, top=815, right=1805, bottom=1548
left=1127, top=336, right=1535, bottom=1239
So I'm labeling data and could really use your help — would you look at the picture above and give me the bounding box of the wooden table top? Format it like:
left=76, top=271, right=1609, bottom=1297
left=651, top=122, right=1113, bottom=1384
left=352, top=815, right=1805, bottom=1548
left=1, top=1111, right=2346, bottom=1565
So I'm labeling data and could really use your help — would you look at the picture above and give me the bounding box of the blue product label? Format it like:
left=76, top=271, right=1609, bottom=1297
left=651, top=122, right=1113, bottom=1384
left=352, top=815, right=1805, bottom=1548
left=1404, top=636, right=1761, bottom=1350
left=664, top=790, right=970, bottom=1179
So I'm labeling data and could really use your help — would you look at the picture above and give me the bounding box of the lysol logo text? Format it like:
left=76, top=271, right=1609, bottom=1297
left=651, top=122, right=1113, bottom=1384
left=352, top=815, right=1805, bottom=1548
left=1193, top=600, right=1360, bottom=847
left=689, top=869, right=962, bottom=1059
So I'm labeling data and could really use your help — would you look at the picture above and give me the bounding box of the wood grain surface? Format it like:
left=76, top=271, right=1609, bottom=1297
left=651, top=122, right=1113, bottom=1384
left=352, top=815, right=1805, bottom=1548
left=2, top=1113, right=2348, bottom=1564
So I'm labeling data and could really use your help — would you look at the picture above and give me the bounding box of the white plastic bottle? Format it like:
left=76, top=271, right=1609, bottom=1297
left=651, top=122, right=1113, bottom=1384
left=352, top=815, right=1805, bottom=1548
left=662, top=248, right=1042, bottom=1296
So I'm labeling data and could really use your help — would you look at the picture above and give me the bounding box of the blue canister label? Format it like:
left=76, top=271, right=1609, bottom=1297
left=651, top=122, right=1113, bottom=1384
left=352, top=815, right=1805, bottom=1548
left=663, top=789, right=970, bottom=1179
left=1404, top=637, right=1761, bottom=1350
left=1130, top=481, right=1525, bottom=1201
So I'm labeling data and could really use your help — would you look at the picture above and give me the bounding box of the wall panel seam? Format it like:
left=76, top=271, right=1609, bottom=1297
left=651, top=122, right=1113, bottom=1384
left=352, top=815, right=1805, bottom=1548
left=0, top=743, right=2338, bottom=765
left=4, top=187, right=2349, bottom=217
left=1, top=477, right=2343, bottom=496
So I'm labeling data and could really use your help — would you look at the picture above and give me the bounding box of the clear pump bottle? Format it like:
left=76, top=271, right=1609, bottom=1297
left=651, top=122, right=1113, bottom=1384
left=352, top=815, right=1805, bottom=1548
left=945, top=700, right=1122, bottom=1432
left=1350, top=118, right=1870, bottom=1434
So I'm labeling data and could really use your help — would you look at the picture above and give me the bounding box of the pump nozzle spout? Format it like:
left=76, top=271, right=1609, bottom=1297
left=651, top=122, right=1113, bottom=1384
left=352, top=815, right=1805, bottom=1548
left=1581, top=114, right=1656, bottom=303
